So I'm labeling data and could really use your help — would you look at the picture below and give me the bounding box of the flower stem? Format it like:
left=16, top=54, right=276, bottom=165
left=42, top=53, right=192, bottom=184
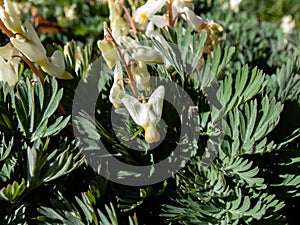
left=119, top=1, right=138, bottom=41
left=104, top=26, right=139, bottom=97
left=167, top=0, right=173, bottom=28
left=0, top=19, right=13, bottom=38
left=20, top=56, right=45, bottom=84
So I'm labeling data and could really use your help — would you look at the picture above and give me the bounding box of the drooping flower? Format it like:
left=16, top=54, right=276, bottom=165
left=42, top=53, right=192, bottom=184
left=120, top=86, right=165, bottom=143
left=172, top=0, right=194, bottom=20
left=0, top=56, right=19, bottom=86
left=10, top=22, right=72, bottom=79
left=40, top=50, right=73, bottom=79
left=64, top=3, right=77, bottom=21
left=131, top=46, right=164, bottom=64
left=10, top=22, right=45, bottom=63
left=108, top=0, right=129, bottom=42
left=229, top=0, right=242, bottom=12
left=0, top=0, right=23, bottom=34
left=0, top=42, right=20, bottom=60
left=182, top=7, right=223, bottom=32
left=281, top=15, right=295, bottom=34
left=97, top=22, right=118, bottom=69
left=133, top=0, right=166, bottom=24
left=120, top=36, right=164, bottom=64
left=130, top=61, right=151, bottom=91
left=182, top=7, right=205, bottom=31
left=109, top=62, right=125, bottom=108
left=150, top=15, right=169, bottom=28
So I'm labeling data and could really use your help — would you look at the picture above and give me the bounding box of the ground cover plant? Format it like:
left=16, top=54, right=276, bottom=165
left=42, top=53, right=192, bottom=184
left=0, top=0, right=299, bottom=224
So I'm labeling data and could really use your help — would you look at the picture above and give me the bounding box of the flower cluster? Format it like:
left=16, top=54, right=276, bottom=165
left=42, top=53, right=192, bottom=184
left=0, top=0, right=72, bottom=87
left=97, top=0, right=223, bottom=143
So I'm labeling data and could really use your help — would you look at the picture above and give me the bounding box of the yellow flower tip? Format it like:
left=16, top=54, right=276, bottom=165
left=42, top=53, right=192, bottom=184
left=113, top=103, right=122, bottom=109
left=103, top=21, right=109, bottom=30
left=12, top=26, right=23, bottom=34
left=37, top=58, right=47, bottom=69
left=144, top=124, right=160, bottom=144
left=139, top=12, right=148, bottom=24
left=58, top=71, right=73, bottom=80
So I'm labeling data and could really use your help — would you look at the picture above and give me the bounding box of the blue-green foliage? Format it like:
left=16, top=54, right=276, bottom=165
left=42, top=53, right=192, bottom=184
left=0, top=0, right=299, bottom=225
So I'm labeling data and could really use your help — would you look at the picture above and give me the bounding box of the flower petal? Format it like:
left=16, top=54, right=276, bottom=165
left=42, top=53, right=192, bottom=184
left=150, top=15, right=169, bottom=28
left=0, top=0, right=22, bottom=33
left=133, top=0, right=166, bottom=24
left=10, top=37, right=45, bottom=63
left=132, top=46, right=164, bottom=64
left=110, top=62, right=124, bottom=107
left=24, top=21, right=46, bottom=56
left=131, top=61, right=150, bottom=91
left=120, top=93, right=149, bottom=127
left=144, top=122, right=160, bottom=143
left=182, top=7, right=205, bottom=31
left=0, top=56, right=18, bottom=86
left=97, top=38, right=117, bottom=69
left=0, top=43, right=20, bottom=60
left=148, top=85, right=165, bottom=123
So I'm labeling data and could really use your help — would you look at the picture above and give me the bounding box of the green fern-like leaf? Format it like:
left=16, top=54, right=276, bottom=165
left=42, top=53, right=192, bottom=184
left=13, top=77, right=70, bottom=142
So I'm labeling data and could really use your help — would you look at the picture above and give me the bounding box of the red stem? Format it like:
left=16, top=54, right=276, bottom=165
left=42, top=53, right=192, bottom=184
left=167, top=0, right=173, bottom=28
left=119, top=1, right=138, bottom=41
left=105, top=26, right=139, bottom=97
left=0, top=19, right=13, bottom=38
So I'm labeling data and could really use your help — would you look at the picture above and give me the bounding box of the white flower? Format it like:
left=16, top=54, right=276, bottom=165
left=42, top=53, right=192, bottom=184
left=182, top=7, right=223, bottom=32
left=133, top=0, right=166, bottom=24
left=0, top=56, right=19, bottom=86
left=10, top=22, right=72, bottom=79
left=132, top=46, right=164, bottom=64
left=40, top=50, right=73, bottom=79
left=0, top=43, right=20, bottom=60
left=120, top=86, right=165, bottom=143
left=150, top=15, right=169, bottom=28
left=229, top=0, right=242, bottom=13
left=182, top=7, right=205, bottom=31
left=108, top=0, right=129, bottom=42
left=109, top=62, right=124, bottom=108
left=64, top=3, right=77, bottom=21
left=281, top=15, right=295, bottom=34
left=10, top=22, right=46, bottom=63
left=144, top=30, right=173, bottom=67
left=172, top=0, right=194, bottom=20
left=97, top=38, right=118, bottom=69
left=97, top=22, right=118, bottom=69
left=0, top=0, right=23, bottom=33
left=131, top=61, right=150, bottom=91
left=111, top=15, right=129, bottom=43
left=119, top=37, right=164, bottom=64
